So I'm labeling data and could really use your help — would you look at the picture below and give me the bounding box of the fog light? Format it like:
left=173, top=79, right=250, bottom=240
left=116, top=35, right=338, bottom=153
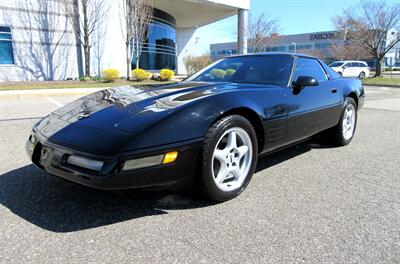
left=163, top=151, right=178, bottom=164
left=67, top=155, right=104, bottom=171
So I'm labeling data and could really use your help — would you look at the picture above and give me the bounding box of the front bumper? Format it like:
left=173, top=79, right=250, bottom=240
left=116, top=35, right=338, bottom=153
left=26, top=130, right=202, bottom=190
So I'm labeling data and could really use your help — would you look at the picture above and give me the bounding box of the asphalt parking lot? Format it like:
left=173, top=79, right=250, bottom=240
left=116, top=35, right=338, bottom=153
left=0, top=86, right=399, bottom=263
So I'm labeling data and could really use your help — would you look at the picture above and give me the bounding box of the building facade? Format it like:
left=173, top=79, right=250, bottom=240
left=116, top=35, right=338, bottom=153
left=211, top=30, right=400, bottom=67
left=0, top=0, right=250, bottom=82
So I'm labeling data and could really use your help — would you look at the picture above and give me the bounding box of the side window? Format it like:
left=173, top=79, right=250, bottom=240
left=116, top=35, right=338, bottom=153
left=0, top=26, right=14, bottom=64
left=292, top=58, right=328, bottom=83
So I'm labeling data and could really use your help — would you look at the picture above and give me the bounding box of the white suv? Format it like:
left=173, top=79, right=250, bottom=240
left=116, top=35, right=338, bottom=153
left=329, top=61, right=370, bottom=78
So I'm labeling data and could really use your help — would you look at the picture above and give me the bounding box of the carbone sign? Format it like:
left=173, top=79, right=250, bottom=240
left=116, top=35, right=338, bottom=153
left=310, top=33, right=337, bottom=41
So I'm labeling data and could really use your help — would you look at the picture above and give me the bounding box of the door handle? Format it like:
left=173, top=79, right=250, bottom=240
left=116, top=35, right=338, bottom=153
left=331, top=88, right=337, bottom=94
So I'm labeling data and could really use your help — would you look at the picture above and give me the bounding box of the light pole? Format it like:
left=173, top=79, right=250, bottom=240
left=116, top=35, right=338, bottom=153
left=291, top=42, right=297, bottom=53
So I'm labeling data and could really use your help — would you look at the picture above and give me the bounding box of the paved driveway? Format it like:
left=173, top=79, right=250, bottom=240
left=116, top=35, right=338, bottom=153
left=0, top=86, right=399, bottom=263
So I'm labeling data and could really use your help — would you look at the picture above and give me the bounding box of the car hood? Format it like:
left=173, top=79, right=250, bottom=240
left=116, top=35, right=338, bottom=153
left=51, top=82, right=232, bottom=129
left=37, top=82, right=233, bottom=137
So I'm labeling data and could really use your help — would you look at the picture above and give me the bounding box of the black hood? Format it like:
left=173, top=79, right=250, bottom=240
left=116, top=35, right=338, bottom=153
left=35, top=82, right=235, bottom=152
left=49, top=82, right=229, bottom=130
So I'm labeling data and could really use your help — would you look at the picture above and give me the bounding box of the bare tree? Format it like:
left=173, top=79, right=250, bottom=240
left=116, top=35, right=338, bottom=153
left=183, top=54, right=213, bottom=75
left=329, top=41, right=370, bottom=61
left=11, top=0, right=71, bottom=81
left=247, top=13, right=280, bottom=53
left=120, top=0, right=134, bottom=78
left=92, top=19, right=107, bottom=77
left=333, top=0, right=400, bottom=76
left=63, top=0, right=109, bottom=77
left=120, top=0, right=153, bottom=78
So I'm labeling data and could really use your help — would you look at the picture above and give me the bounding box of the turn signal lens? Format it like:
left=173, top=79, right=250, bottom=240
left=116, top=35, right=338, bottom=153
left=163, top=151, right=178, bottom=164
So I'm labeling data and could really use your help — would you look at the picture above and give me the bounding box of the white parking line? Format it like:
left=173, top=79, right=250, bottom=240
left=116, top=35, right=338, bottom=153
left=45, top=97, right=64, bottom=107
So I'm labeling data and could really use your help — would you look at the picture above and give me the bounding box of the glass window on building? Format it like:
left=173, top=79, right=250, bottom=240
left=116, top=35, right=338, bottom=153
left=132, top=9, right=176, bottom=71
left=0, top=26, right=14, bottom=64
left=314, top=42, right=332, bottom=50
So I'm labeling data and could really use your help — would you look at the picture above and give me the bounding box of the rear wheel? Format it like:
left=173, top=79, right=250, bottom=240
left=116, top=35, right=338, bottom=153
left=359, top=72, right=365, bottom=79
left=199, top=115, right=258, bottom=202
left=324, top=98, right=357, bottom=146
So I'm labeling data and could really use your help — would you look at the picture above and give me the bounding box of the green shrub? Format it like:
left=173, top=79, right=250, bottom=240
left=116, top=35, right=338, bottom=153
left=102, top=68, right=120, bottom=82
left=210, top=69, right=226, bottom=80
left=160, top=69, right=175, bottom=81
left=80, top=76, right=91, bottom=82
left=225, top=69, right=236, bottom=78
left=132, top=69, right=151, bottom=81
left=91, top=76, right=102, bottom=82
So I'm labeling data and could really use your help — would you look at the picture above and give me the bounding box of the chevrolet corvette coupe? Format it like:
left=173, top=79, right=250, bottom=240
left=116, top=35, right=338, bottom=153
left=26, top=53, right=365, bottom=202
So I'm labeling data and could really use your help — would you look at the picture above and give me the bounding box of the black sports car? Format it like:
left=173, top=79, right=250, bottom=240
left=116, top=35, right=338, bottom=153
left=26, top=53, right=365, bottom=201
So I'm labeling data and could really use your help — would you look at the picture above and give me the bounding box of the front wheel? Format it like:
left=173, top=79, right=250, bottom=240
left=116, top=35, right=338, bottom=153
left=199, top=115, right=258, bottom=202
left=324, top=98, right=358, bottom=146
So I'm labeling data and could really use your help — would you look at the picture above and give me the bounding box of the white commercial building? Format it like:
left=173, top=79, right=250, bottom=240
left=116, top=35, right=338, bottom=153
left=0, top=0, right=250, bottom=81
left=211, top=29, right=400, bottom=69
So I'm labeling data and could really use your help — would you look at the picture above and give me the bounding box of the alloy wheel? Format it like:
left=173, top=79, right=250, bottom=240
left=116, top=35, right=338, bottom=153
left=211, top=127, right=253, bottom=192
left=342, top=104, right=356, bottom=140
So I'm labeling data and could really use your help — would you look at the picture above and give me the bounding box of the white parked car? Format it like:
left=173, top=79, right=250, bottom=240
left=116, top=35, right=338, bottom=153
left=329, top=61, right=370, bottom=79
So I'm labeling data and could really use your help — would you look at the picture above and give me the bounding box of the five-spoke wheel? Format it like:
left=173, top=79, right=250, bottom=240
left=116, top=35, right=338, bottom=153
left=323, top=97, right=358, bottom=146
left=342, top=104, right=356, bottom=140
left=200, top=115, right=258, bottom=202
left=212, top=127, right=253, bottom=192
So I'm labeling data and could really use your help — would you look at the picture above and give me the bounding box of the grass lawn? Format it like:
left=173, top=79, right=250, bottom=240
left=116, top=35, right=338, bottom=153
left=2, top=77, right=399, bottom=91
left=362, top=77, right=400, bottom=87
left=0, top=79, right=177, bottom=91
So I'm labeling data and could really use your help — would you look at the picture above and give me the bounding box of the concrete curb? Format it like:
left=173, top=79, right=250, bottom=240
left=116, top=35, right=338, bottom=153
left=363, top=84, right=400, bottom=88
left=0, top=87, right=107, bottom=99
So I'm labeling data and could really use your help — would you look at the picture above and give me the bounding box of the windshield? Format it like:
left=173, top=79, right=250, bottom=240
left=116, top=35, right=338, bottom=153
left=186, top=55, right=293, bottom=87
left=329, top=62, right=344, bottom=67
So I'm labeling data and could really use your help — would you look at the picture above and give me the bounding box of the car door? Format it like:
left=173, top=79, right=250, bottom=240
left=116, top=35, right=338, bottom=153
left=286, top=57, right=342, bottom=143
left=354, top=62, right=363, bottom=76
left=238, top=55, right=292, bottom=153
left=344, top=62, right=358, bottom=77
left=341, top=62, right=350, bottom=77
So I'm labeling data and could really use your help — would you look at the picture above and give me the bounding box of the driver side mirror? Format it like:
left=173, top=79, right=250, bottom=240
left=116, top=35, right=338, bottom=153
left=292, top=76, right=319, bottom=89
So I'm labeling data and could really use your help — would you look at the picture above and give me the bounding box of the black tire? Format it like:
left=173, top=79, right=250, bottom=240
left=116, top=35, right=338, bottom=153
left=199, top=115, right=258, bottom=202
left=359, top=72, right=365, bottom=79
left=324, top=97, right=358, bottom=146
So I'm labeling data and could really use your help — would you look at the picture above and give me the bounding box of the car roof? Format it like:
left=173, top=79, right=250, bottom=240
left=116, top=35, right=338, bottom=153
left=229, top=52, right=317, bottom=60
left=338, top=60, right=368, bottom=64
